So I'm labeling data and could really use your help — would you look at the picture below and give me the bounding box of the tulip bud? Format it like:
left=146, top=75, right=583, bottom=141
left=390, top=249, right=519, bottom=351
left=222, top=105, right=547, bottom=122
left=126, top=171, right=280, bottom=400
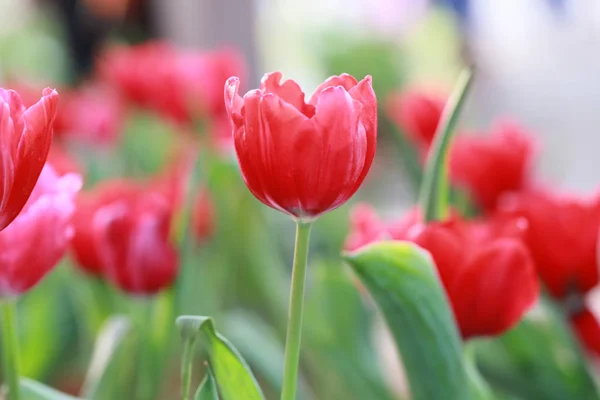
left=225, top=72, right=377, bottom=221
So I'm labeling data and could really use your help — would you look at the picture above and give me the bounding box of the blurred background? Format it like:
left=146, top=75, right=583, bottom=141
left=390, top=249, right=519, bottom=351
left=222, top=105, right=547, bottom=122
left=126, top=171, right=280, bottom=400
left=2, top=0, right=600, bottom=399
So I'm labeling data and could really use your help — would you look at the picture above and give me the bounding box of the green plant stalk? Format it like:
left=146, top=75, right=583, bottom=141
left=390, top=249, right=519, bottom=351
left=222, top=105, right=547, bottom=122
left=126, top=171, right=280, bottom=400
left=281, top=222, right=312, bottom=400
left=464, top=342, right=495, bottom=400
left=1, top=299, right=21, bottom=400
left=134, top=298, right=156, bottom=400
left=180, top=337, right=197, bottom=400
left=419, top=69, right=474, bottom=222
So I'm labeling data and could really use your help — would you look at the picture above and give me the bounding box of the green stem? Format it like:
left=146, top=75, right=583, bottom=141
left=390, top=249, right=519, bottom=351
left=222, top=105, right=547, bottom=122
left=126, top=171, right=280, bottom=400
left=1, top=300, right=21, bottom=400
left=180, top=338, right=196, bottom=400
left=281, top=222, right=312, bottom=400
left=464, top=342, right=495, bottom=400
left=134, top=298, right=156, bottom=400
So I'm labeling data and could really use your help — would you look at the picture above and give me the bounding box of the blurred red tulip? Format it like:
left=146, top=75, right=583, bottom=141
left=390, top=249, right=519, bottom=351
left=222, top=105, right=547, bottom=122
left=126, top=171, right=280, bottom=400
left=0, top=165, right=81, bottom=297
left=72, top=179, right=178, bottom=294
left=71, top=180, right=138, bottom=276
left=449, top=121, right=536, bottom=211
left=99, top=41, right=246, bottom=128
left=499, top=190, right=600, bottom=298
left=53, top=84, right=125, bottom=145
left=345, top=207, right=538, bottom=339
left=570, top=306, right=600, bottom=356
left=225, top=72, right=377, bottom=220
left=0, top=87, right=59, bottom=231
left=386, top=89, right=446, bottom=148
left=94, top=188, right=178, bottom=294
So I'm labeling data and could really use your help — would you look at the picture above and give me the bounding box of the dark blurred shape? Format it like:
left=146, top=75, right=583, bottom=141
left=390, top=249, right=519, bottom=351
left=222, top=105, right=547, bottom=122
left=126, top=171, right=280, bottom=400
left=38, top=0, right=149, bottom=82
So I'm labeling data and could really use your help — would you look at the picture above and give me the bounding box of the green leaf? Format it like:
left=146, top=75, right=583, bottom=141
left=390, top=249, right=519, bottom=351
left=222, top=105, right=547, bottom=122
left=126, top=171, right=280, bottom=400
left=80, top=316, right=137, bottom=400
left=343, top=241, right=470, bottom=400
left=176, top=315, right=265, bottom=400
left=419, top=68, right=474, bottom=222
left=19, top=378, right=81, bottom=400
left=195, top=369, right=219, bottom=400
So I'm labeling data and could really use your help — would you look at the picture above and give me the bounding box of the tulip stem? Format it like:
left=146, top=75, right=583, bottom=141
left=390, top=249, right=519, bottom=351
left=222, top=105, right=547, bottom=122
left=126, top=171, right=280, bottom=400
left=1, top=299, right=21, bottom=400
left=281, top=221, right=312, bottom=400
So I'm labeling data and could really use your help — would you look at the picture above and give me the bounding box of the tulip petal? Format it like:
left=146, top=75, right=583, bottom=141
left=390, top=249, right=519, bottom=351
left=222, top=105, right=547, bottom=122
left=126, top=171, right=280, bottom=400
left=0, top=103, right=15, bottom=220
left=256, top=93, right=313, bottom=216
left=455, top=239, right=538, bottom=339
left=0, top=165, right=79, bottom=296
left=307, top=86, right=365, bottom=215
left=260, top=72, right=313, bottom=116
left=0, top=89, right=58, bottom=230
left=308, top=74, right=358, bottom=105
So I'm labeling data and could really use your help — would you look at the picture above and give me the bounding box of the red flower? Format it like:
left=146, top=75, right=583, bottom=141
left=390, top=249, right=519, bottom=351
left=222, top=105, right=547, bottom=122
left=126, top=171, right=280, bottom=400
left=0, top=87, right=59, bottom=231
left=570, top=306, right=600, bottom=356
left=449, top=121, right=536, bottom=211
left=386, top=89, right=446, bottom=148
left=94, top=189, right=178, bottom=294
left=499, top=190, right=600, bottom=298
left=225, top=72, right=377, bottom=220
left=99, top=41, right=246, bottom=126
left=71, top=180, right=138, bottom=276
left=345, top=207, right=539, bottom=339
left=71, top=180, right=178, bottom=294
left=53, top=84, right=125, bottom=145
left=0, top=165, right=81, bottom=297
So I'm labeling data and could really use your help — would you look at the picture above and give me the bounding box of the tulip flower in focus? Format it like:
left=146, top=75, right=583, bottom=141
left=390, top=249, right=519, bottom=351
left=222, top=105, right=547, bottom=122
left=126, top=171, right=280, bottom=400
left=345, top=206, right=539, bottom=339
left=225, top=72, right=377, bottom=220
left=449, top=121, right=536, bottom=211
left=386, top=89, right=446, bottom=149
left=53, top=84, right=125, bottom=145
left=0, top=87, right=59, bottom=231
left=0, top=164, right=81, bottom=297
left=99, top=41, right=246, bottom=129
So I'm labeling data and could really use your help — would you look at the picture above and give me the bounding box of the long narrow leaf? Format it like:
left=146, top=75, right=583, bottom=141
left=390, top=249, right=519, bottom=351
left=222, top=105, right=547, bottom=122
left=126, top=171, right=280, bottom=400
left=343, top=241, right=470, bottom=400
left=419, top=68, right=474, bottom=222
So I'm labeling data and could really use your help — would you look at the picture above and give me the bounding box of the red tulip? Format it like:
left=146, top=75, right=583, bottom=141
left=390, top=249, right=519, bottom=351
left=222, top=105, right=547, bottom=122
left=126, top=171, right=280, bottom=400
left=72, top=179, right=178, bottom=294
left=449, top=120, right=536, bottom=211
left=99, top=41, right=246, bottom=127
left=71, top=180, right=138, bottom=276
left=386, top=89, right=446, bottom=148
left=225, top=72, right=377, bottom=220
left=345, top=207, right=539, bottom=339
left=0, top=164, right=81, bottom=297
left=570, top=306, right=600, bottom=356
left=499, top=190, right=600, bottom=298
left=53, top=84, right=125, bottom=145
left=0, top=87, right=59, bottom=231
left=93, top=188, right=178, bottom=294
